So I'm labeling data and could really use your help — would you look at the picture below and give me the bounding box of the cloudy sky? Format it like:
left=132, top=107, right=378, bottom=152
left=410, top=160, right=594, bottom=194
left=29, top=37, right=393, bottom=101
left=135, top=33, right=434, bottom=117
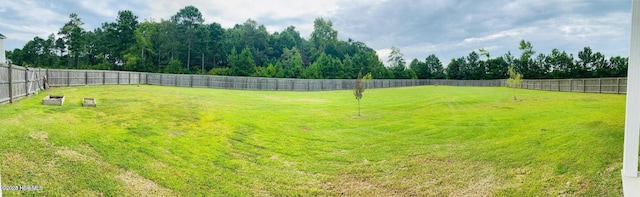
left=0, top=0, right=631, bottom=66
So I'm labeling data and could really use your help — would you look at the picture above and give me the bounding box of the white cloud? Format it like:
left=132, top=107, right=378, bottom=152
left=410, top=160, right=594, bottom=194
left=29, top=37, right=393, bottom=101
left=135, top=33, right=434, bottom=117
left=376, top=48, right=392, bottom=66
left=78, top=1, right=118, bottom=18
left=0, top=0, right=67, bottom=44
left=142, top=0, right=339, bottom=36
left=463, top=28, right=534, bottom=44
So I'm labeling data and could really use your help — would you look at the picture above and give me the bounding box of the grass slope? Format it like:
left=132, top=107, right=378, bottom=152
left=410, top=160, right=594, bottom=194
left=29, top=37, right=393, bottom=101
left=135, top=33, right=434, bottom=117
left=0, top=85, right=628, bottom=196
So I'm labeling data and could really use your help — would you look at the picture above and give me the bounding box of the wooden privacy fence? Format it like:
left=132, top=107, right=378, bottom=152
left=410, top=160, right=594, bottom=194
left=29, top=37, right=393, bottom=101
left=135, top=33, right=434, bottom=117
left=513, top=78, right=628, bottom=94
left=144, top=73, right=503, bottom=91
left=0, top=64, right=46, bottom=104
left=0, top=66, right=629, bottom=104
left=29, top=68, right=505, bottom=90
left=45, top=69, right=146, bottom=86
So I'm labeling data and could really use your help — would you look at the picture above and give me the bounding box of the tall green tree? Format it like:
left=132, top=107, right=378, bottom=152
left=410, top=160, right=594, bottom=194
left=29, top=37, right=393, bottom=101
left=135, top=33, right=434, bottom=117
left=608, top=56, right=628, bottom=77
left=317, top=53, right=344, bottom=79
left=280, top=47, right=304, bottom=78
left=388, top=46, right=407, bottom=79
left=206, top=22, right=225, bottom=69
left=116, top=10, right=139, bottom=68
left=425, top=54, right=445, bottom=79
left=546, top=49, right=575, bottom=78
left=446, top=57, right=464, bottom=80
left=172, top=5, right=204, bottom=72
left=466, top=51, right=484, bottom=79
left=155, top=20, right=179, bottom=69
left=303, top=61, right=323, bottom=79
left=58, top=13, right=86, bottom=68
left=409, top=58, right=429, bottom=79
left=485, top=56, right=509, bottom=79
left=516, top=39, right=535, bottom=78
left=576, top=47, right=605, bottom=78
left=310, top=18, right=338, bottom=60
left=229, top=48, right=256, bottom=76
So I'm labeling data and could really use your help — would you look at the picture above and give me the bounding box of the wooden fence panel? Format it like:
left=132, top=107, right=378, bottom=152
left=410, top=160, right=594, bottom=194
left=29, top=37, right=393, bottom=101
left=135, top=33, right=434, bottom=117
left=11, top=66, right=26, bottom=98
left=117, top=72, right=128, bottom=84
left=47, top=69, right=68, bottom=86
left=68, top=70, right=84, bottom=86
left=146, top=73, right=160, bottom=85
left=191, top=75, right=208, bottom=88
left=87, top=71, right=103, bottom=85
left=246, top=77, right=258, bottom=90
left=176, top=75, right=190, bottom=87
left=0, top=65, right=9, bottom=103
left=0, top=65, right=45, bottom=104
left=102, top=71, right=116, bottom=84
left=129, top=72, right=140, bottom=84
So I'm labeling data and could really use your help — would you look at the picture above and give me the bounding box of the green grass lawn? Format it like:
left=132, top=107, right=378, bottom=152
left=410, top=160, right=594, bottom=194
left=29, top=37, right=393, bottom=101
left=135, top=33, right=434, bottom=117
left=0, top=85, right=628, bottom=196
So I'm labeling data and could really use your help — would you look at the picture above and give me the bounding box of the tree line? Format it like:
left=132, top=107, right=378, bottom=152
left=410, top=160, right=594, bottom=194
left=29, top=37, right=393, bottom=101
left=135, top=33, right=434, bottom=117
left=439, top=40, right=628, bottom=80
left=7, top=6, right=628, bottom=80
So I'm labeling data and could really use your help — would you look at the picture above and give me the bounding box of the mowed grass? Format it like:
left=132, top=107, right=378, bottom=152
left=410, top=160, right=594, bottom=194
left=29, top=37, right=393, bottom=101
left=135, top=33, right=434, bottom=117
left=0, top=84, right=628, bottom=196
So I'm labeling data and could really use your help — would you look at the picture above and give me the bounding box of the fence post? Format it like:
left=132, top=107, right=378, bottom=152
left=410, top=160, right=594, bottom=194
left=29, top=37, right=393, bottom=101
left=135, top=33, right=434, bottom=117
left=67, top=70, right=71, bottom=86
left=570, top=79, right=573, bottom=92
left=117, top=72, right=120, bottom=85
left=46, top=68, right=49, bottom=87
left=206, top=76, right=210, bottom=88
left=583, top=79, right=586, bottom=93
left=598, top=78, right=602, bottom=93
left=190, top=75, right=193, bottom=87
left=175, top=75, right=178, bottom=86
left=8, top=64, right=12, bottom=103
left=85, top=71, right=88, bottom=85
left=24, top=68, right=28, bottom=95
left=618, top=78, right=621, bottom=94
left=103, top=72, right=106, bottom=85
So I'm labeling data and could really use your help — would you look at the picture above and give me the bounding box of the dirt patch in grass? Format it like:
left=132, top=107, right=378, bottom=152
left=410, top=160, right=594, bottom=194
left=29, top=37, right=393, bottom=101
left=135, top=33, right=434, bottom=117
left=55, top=147, right=97, bottom=163
left=262, top=95, right=326, bottom=103
left=116, top=170, right=175, bottom=196
left=168, top=131, right=185, bottom=137
left=29, top=131, right=49, bottom=141
left=323, top=175, right=399, bottom=196
left=451, top=176, right=495, bottom=197
left=2, top=152, right=31, bottom=168
left=298, top=98, right=326, bottom=103
left=75, top=189, right=104, bottom=197
left=323, top=157, right=497, bottom=196
left=299, top=126, right=311, bottom=131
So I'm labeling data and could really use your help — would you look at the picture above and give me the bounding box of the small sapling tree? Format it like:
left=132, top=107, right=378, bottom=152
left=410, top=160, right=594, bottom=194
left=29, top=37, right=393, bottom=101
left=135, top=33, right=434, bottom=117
left=354, top=67, right=372, bottom=116
left=507, top=66, right=523, bottom=100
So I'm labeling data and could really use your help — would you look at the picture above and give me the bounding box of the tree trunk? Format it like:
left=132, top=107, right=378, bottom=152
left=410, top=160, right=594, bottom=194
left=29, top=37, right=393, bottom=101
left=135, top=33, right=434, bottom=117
left=158, top=48, right=161, bottom=72
left=187, top=29, right=194, bottom=72
left=358, top=99, right=361, bottom=116
left=187, top=38, right=191, bottom=71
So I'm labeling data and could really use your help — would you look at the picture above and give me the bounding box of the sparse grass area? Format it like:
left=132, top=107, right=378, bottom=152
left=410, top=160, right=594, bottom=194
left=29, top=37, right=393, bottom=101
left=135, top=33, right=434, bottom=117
left=0, top=85, right=628, bottom=196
